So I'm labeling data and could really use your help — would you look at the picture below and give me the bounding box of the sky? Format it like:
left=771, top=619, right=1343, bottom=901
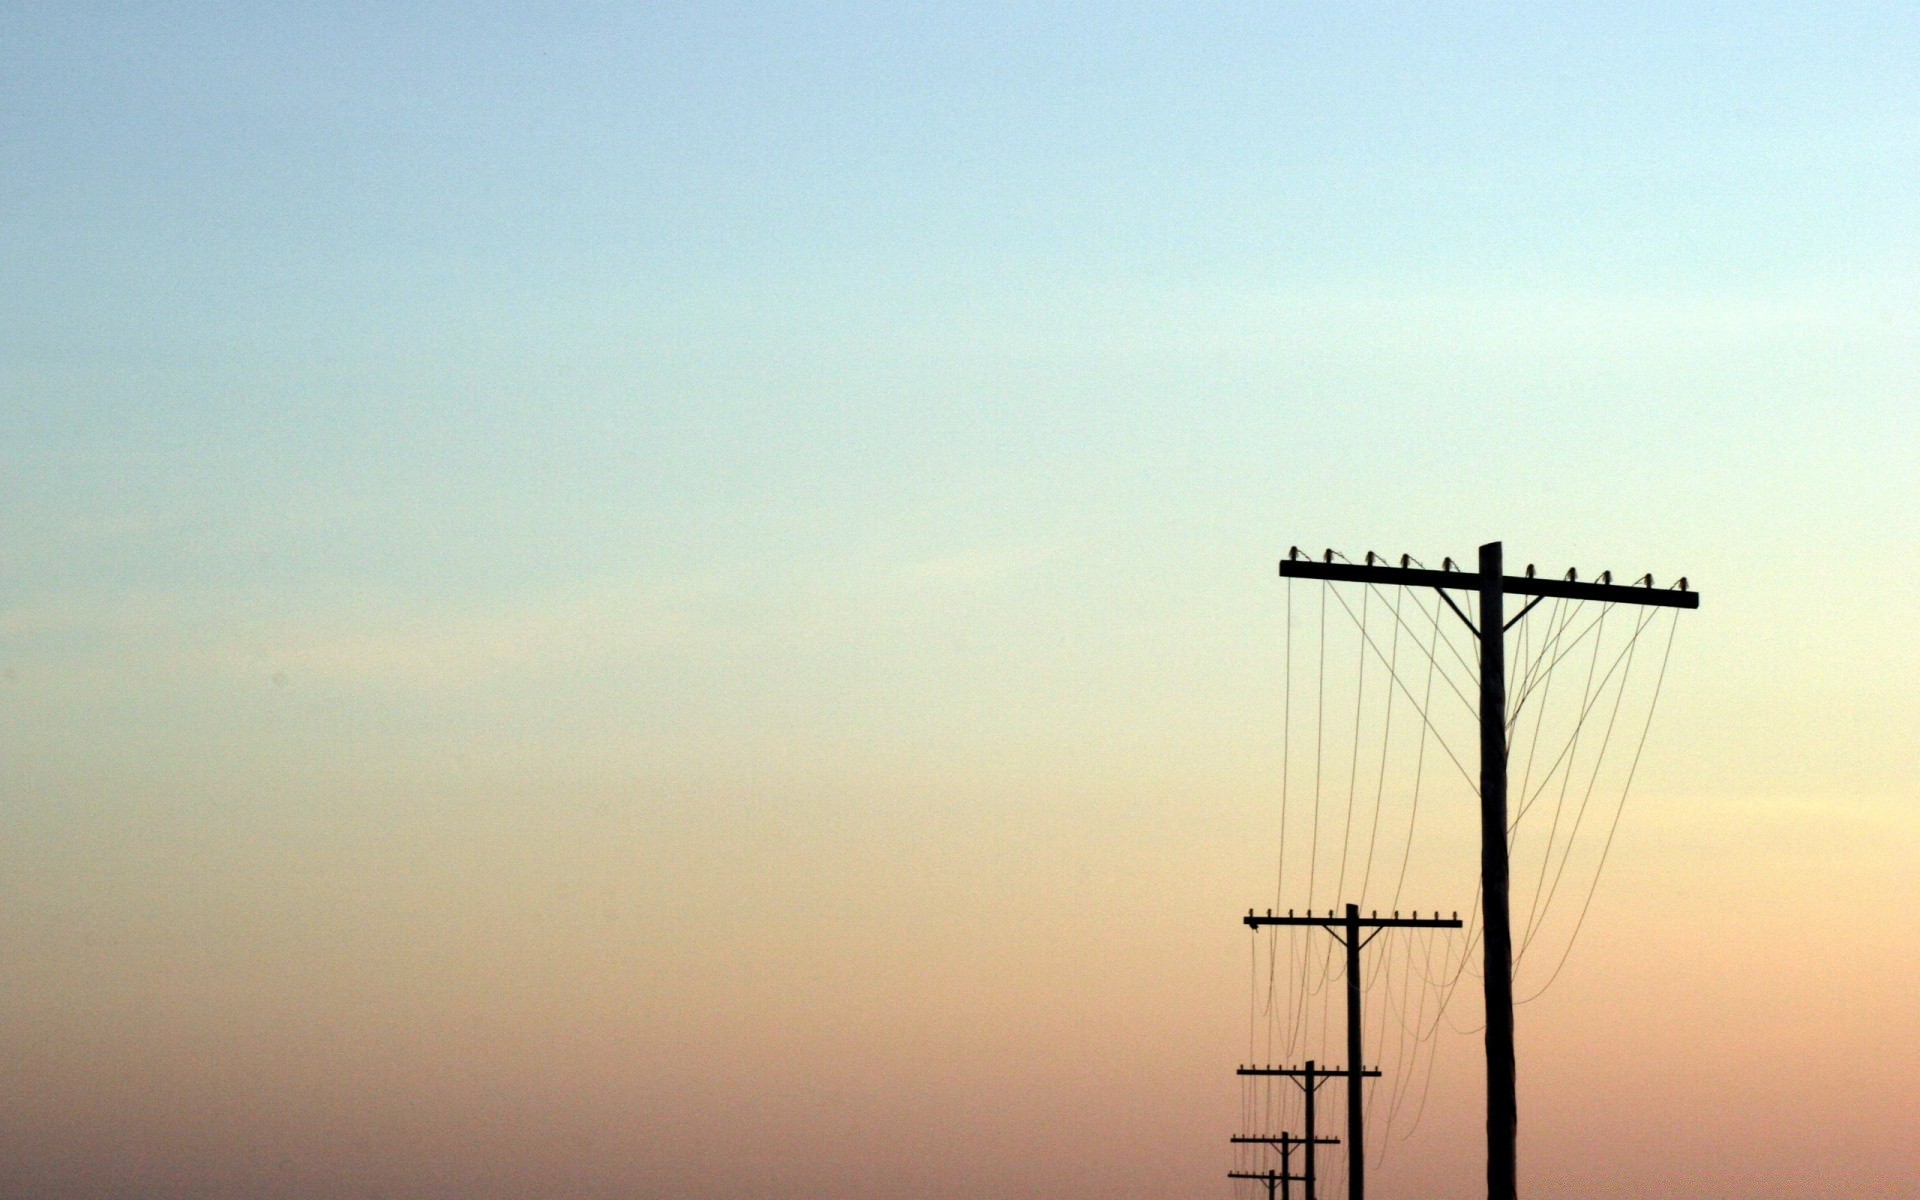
left=2, top=3, right=1917, bottom=1198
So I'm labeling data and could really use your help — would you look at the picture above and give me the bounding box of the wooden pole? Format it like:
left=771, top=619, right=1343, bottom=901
left=1479, top=541, right=1516, bottom=1200
left=1304, top=1061, right=1319, bottom=1200
left=1345, top=904, right=1365, bottom=1200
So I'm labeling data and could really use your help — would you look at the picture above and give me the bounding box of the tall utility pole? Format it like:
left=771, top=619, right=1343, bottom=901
left=1229, top=1133, right=1337, bottom=1200
left=1245, top=906, right=1462, bottom=1200
left=1477, top=543, right=1516, bottom=1200
left=1236, top=1061, right=1363, bottom=1200
left=1278, top=543, right=1698, bottom=1200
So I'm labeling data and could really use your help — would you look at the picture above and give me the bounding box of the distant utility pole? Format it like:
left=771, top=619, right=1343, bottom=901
left=1236, top=1060, right=1371, bottom=1200
left=1229, top=1166, right=1309, bottom=1200
left=1278, top=542, right=1698, bottom=1200
left=1245, top=905, right=1461, bottom=1200
left=1230, top=1132, right=1339, bottom=1200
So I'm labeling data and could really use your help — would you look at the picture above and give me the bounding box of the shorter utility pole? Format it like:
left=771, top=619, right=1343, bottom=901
left=1230, top=1167, right=1309, bottom=1200
left=1231, top=1132, right=1339, bottom=1200
left=1245, top=906, right=1462, bottom=1200
left=1238, top=1061, right=1372, bottom=1200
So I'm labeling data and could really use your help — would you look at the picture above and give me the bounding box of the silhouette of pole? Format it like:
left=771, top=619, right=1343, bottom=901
left=1238, top=1061, right=1367, bottom=1200
left=1242, top=912, right=1458, bottom=1200
left=1304, top=1061, right=1318, bottom=1200
left=1230, top=1168, right=1305, bottom=1200
left=1305, top=1059, right=1320, bottom=1198
left=1276, top=543, right=1697, bottom=1200
left=1343, top=905, right=1366, bottom=1200
left=1478, top=542, right=1516, bottom=1200
left=1231, top=1133, right=1339, bottom=1200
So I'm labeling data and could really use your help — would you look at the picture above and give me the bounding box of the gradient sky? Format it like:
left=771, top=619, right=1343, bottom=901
left=3, top=5, right=1918, bottom=1199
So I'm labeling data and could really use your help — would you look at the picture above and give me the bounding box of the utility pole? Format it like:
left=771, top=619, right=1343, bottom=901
left=1245, top=906, right=1461, bottom=1200
left=1231, top=1132, right=1339, bottom=1200
left=1277, top=543, right=1698, bottom=1200
left=1229, top=1167, right=1308, bottom=1200
left=1477, top=542, right=1516, bottom=1200
left=1236, top=1062, right=1361, bottom=1200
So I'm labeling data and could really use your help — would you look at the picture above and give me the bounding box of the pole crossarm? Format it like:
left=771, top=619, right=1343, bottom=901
left=1231, top=1136, right=1341, bottom=1146
left=1238, top=1066, right=1379, bottom=1079
left=1245, top=909, right=1463, bottom=932
left=1278, top=556, right=1700, bottom=610
left=1231, top=1172, right=1311, bottom=1182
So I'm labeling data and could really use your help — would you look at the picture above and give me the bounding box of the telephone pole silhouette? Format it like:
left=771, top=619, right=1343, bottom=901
left=1245, top=905, right=1461, bottom=1200
left=1229, top=1167, right=1306, bottom=1200
left=1278, top=542, right=1698, bottom=1200
left=1236, top=1061, right=1360, bottom=1200
left=1229, top=1132, right=1335, bottom=1200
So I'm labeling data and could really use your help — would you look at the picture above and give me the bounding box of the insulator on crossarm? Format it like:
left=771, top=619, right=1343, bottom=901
left=1400, top=554, right=1412, bottom=567
left=1599, top=570, right=1612, bottom=584
left=1678, top=577, right=1690, bottom=591
left=1443, top=557, right=1457, bottom=571
left=1324, top=548, right=1334, bottom=562
left=1289, top=546, right=1302, bottom=560
left=1638, top=574, right=1653, bottom=587
left=1365, top=551, right=1377, bottom=565
left=1565, top=567, right=1577, bottom=581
